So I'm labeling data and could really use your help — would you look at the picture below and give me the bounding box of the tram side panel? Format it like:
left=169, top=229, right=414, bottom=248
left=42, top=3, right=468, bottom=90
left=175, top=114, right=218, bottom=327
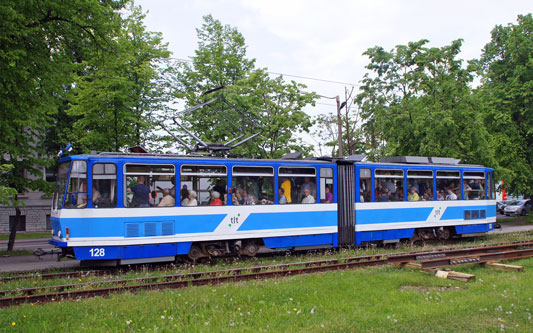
left=354, top=200, right=496, bottom=245
left=50, top=204, right=339, bottom=261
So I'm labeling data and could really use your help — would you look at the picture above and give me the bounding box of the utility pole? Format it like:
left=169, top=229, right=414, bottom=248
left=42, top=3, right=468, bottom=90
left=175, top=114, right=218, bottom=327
left=336, top=95, right=344, bottom=158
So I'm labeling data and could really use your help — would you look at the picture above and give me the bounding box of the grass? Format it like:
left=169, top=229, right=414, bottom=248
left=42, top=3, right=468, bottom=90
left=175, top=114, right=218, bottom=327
left=0, top=250, right=33, bottom=257
left=0, top=232, right=51, bottom=241
left=1, top=257, right=532, bottom=331
left=1, top=230, right=532, bottom=289
left=497, top=216, right=529, bottom=224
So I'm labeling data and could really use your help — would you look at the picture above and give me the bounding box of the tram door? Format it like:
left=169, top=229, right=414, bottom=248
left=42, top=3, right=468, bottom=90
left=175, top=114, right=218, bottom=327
left=337, top=163, right=355, bottom=246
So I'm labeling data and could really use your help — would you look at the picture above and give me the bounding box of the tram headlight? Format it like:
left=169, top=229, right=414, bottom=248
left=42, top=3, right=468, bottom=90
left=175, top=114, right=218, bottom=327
left=58, top=230, right=61, bottom=238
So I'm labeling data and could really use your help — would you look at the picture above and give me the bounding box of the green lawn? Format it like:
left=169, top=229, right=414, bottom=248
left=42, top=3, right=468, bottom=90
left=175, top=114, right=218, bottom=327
left=0, top=232, right=51, bottom=241
left=1, top=257, right=532, bottom=332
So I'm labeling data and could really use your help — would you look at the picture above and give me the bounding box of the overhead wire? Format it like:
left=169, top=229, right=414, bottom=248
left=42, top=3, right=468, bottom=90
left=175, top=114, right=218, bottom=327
left=168, top=57, right=362, bottom=90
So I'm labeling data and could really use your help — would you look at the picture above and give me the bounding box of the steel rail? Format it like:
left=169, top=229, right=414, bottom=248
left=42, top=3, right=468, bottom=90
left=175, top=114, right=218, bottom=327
left=3, top=239, right=532, bottom=283
left=418, top=248, right=533, bottom=269
left=0, top=259, right=339, bottom=298
left=2, top=240, right=533, bottom=308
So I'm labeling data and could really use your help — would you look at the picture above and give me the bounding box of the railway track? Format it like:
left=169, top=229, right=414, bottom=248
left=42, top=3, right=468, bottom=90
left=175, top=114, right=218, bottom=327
left=1, top=239, right=533, bottom=308
left=2, top=239, right=531, bottom=283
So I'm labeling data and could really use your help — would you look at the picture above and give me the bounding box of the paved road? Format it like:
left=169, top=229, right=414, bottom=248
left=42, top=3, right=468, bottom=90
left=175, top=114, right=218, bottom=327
left=0, top=255, right=80, bottom=273
left=0, top=238, right=54, bottom=252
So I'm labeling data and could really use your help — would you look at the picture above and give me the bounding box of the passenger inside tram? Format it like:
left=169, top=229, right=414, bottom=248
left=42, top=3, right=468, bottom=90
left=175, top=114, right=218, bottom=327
left=158, top=189, right=175, bottom=207
left=184, top=190, right=198, bottom=206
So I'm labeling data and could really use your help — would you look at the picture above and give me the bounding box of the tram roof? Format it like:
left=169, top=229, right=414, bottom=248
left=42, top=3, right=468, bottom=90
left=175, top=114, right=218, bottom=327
left=60, top=152, right=491, bottom=170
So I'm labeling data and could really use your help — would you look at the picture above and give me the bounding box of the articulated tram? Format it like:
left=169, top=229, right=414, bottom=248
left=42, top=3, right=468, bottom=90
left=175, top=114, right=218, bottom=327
left=49, top=153, right=496, bottom=265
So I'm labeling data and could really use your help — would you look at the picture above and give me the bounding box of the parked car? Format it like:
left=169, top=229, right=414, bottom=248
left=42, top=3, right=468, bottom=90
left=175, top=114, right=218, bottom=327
left=498, top=200, right=518, bottom=214
left=503, top=199, right=531, bottom=216
left=497, top=201, right=508, bottom=214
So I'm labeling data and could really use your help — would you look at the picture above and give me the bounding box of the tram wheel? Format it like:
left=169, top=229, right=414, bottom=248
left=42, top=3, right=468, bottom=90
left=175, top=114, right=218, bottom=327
left=417, top=229, right=433, bottom=241
left=188, top=245, right=204, bottom=261
left=241, top=241, right=259, bottom=257
left=436, top=227, right=451, bottom=241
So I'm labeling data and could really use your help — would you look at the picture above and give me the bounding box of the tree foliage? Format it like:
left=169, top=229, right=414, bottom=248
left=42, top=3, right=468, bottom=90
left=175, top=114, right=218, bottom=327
left=0, top=0, right=125, bottom=196
left=171, top=15, right=316, bottom=158
left=312, top=88, right=366, bottom=157
left=356, top=39, right=496, bottom=167
left=476, top=14, right=533, bottom=196
left=68, top=3, right=171, bottom=153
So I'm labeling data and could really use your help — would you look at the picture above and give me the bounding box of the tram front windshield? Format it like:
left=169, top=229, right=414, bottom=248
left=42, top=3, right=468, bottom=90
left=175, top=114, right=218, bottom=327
left=53, top=162, right=70, bottom=210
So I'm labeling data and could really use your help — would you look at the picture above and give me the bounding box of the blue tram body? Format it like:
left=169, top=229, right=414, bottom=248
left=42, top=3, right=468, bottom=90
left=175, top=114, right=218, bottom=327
left=49, top=153, right=496, bottom=264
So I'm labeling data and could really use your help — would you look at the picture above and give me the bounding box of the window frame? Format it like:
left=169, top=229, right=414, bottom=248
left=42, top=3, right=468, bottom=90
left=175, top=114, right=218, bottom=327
left=358, top=168, right=372, bottom=203
left=124, top=163, right=176, bottom=208
left=436, top=170, right=461, bottom=201
left=231, top=165, right=275, bottom=205
left=462, top=170, right=486, bottom=200
left=64, top=160, right=88, bottom=209
left=278, top=166, right=317, bottom=205
left=407, top=169, right=434, bottom=201
left=91, top=162, right=117, bottom=208
left=374, top=168, right=404, bottom=202
left=180, top=164, right=227, bottom=207
left=319, top=167, right=334, bottom=203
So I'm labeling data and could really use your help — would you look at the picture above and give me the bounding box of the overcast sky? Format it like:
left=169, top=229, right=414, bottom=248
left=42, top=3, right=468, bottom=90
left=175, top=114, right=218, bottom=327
left=136, top=0, right=530, bottom=117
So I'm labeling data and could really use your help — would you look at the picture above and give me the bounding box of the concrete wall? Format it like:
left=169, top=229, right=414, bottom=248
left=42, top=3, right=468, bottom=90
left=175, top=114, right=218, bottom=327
left=0, top=190, right=51, bottom=233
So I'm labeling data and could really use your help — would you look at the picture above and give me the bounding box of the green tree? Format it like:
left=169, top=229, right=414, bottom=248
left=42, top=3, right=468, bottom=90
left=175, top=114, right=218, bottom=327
left=68, top=3, right=171, bottom=153
left=313, top=88, right=366, bottom=157
left=171, top=15, right=316, bottom=158
left=356, top=39, right=496, bottom=167
left=0, top=165, right=17, bottom=206
left=476, top=14, right=533, bottom=197
left=0, top=0, right=126, bottom=250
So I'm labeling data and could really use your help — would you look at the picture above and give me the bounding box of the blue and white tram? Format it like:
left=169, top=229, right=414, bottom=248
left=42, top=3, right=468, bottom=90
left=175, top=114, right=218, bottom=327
left=49, top=153, right=496, bottom=264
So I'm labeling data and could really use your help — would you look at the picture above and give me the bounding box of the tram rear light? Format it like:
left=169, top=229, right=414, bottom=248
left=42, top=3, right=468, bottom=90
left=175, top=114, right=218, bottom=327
left=66, top=227, right=70, bottom=240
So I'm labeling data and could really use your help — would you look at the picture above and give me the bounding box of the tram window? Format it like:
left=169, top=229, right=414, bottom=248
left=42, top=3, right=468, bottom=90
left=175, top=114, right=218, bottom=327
left=232, top=166, right=274, bottom=205
left=463, top=171, right=485, bottom=200
left=64, top=161, right=88, bottom=209
left=53, top=162, right=70, bottom=210
left=92, top=163, right=117, bottom=208
left=436, top=171, right=460, bottom=200
left=374, top=169, right=403, bottom=202
left=180, top=165, right=227, bottom=206
left=359, top=169, right=372, bottom=202
left=320, top=167, right=334, bottom=203
left=124, top=164, right=175, bottom=208
left=407, top=170, right=433, bottom=201
left=278, top=167, right=316, bottom=204
left=486, top=171, right=494, bottom=200
left=490, top=172, right=496, bottom=200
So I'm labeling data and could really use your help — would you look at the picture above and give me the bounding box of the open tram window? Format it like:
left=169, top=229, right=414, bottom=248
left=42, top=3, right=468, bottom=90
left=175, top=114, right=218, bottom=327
left=278, top=167, right=316, bottom=204
left=320, top=167, right=334, bottom=203
left=407, top=170, right=434, bottom=201
left=124, top=164, right=175, bottom=208
left=436, top=171, right=460, bottom=200
left=64, top=161, right=88, bottom=209
left=92, top=163, right=117, bottom=208
left=463, top=171, right=485, bottom=200
left=374, top=169, right=403, bottom=202
left=180, top=165, right=227, bottom=206
left=359, top=168, right=372, bottom=202
left=232, top=166, right=274, bottom=205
